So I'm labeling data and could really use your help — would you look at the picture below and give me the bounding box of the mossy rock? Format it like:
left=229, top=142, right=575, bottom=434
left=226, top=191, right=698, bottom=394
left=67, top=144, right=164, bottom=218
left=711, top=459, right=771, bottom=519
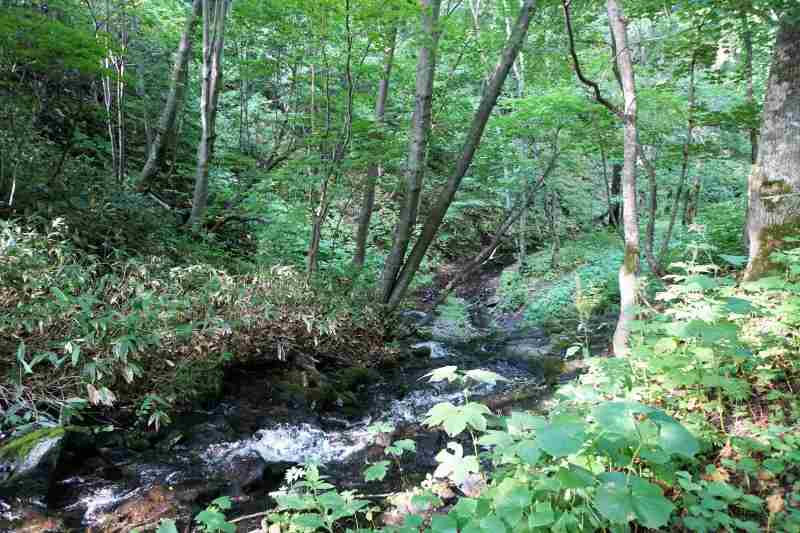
left=0, top=426, right=66, bottom=500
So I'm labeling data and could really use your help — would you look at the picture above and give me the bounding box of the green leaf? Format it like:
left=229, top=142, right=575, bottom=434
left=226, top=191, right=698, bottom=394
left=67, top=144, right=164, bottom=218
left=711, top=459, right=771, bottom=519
left=557, top=464, right=595, bottom=489
left=537, top=422, right=587, bottom=457
left=479, top=513, right=507, bottom=533
left=724, top=297, right=755, bottom=314
left=528, top=501, right=556, bottom=528
left=647, top=410, right=699, bottom=458
left=630, top=477, right=675, bottom=529
left=425, top=366, right=460, bottom=383
left=431, top=514, right=458, bottom=533
left=515, top=439, right=541, bottom=465
left=364, top=461, right=390, bottom=482
left=211, top=496, right=232, bottom=511
left=156, top=519, right=179, bottom=533
left=293, top=513, right=326, bottom=529
left=596, top=472, right=634, bottom=524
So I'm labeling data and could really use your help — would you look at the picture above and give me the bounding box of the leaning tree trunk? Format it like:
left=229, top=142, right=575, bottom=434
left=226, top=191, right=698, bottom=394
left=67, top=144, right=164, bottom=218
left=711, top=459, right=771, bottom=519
left=189, top=0, right=227, bottom=228
left=743, top=15, right=800, bottom=281
left=608, top=0, right=640, bottom=357
left=384, top=0, right=538, bottom=311
left=353, top=26, right=397, bottom=269
left=137, top=0, right=202, bottom=192
left=379, top=0, right=442, bottom=302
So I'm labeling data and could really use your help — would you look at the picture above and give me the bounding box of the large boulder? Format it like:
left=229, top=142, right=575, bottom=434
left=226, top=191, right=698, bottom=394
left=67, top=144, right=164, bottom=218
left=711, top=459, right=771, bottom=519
left=0, top=426, right=65, bottom=501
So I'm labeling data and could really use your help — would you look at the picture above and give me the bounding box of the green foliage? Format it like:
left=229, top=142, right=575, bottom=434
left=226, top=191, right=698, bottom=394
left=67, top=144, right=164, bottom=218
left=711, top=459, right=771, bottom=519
left=195, top=497, right=235, bottom=533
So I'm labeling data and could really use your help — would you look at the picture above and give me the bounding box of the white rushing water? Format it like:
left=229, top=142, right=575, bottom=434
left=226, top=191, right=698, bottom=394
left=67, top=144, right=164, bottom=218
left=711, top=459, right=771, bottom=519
left=202, top=362, right=535, bottom=467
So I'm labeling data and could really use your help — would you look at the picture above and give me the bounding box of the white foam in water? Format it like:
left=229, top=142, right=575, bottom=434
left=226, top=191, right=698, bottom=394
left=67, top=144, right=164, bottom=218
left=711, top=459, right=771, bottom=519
left=204, top=423, right=373, bottom=466
left=67, top=485, right=137, bottom=525
left=411, top=341, right=450, bottom=359
left=202, top=364, right=532, bottom=468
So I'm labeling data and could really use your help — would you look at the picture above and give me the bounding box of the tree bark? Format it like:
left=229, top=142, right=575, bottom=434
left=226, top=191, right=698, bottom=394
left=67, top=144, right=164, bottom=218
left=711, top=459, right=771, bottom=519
left=742, top=15, right=758, bottom=165
left=383, top=0, right=538, bottom=311
left=353, top=26, right=397, bottom=269
left=379, top=0, right=442, bottom=301
left=743, top=14, right=800, bottom=280
left=137, top=0, right=202, bottom=192
left=188, top=0, right=227, bottom=228
left=607, top=0, right=640, bottom=357
left=609, top=162, right=622, bottom=227
left=660, top=50, right=697, bottom=261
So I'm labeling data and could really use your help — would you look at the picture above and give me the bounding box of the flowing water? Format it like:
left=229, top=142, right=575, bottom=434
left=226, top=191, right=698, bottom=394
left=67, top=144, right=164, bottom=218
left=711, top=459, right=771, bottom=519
left=3, top=306, right=565, bottom=531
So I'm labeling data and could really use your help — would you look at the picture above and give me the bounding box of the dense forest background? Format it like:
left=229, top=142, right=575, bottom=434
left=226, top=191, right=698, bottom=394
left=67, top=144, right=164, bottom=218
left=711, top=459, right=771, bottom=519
left=1, top=0, right=799, bottom=531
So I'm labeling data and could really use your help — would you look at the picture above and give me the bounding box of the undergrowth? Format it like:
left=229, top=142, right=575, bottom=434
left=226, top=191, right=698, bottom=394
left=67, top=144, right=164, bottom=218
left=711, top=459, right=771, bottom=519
left=0, top=216, right=385, bottom=432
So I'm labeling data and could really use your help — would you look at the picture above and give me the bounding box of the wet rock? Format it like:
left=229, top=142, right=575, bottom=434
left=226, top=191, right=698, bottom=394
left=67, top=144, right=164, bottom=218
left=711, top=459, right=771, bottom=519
left=0, top=426, right=65, bottom=502
left=400, top=310, right=430, bottom=326
left=0, top=504, right=64, bottom=533
left=502, top=338, right=553, bottom=360
left=92, top=486, right=180, bottom=533
left=216, top=450, right=267, bottom=492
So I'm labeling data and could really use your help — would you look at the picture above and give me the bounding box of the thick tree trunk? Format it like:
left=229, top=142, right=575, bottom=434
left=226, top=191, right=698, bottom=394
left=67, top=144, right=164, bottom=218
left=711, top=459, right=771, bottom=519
left=189, top=0, right=227, bottom=228
left=353, top=27, right=397, bottom=269
left=608, top=0, right=640, bottom=357
left=743, top=15, right=800, bottom=280
left=379, top=0, right=442, bottom=301
left=138, top=0, right=202, bottom=192
left=383, top=0, right=537, bottom=311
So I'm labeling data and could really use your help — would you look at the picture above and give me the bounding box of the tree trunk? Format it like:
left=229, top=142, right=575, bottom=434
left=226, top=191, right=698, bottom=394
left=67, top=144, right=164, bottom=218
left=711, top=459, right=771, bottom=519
left=379, top=0, right=442, bottom=301
left=188, top=0, right=227, bottom=228
left=608, top=0, right=640, bottom=357
left=742, top=15, right=758, bottom=165
left=353, top=26, right=397, bottom=269
left=660, top=51, right=696, bottom=260
left=383, top=0, right=538, bottom=311
left=743, top=15, right=800, bottom=280
left=609, top=162, right=622, bottom=227
left=137, top=0, right=202, bottom=192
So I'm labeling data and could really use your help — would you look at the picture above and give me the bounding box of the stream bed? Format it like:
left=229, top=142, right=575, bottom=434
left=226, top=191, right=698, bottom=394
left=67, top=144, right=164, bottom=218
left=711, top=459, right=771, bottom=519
left=2, top=309, right=574, bottom=532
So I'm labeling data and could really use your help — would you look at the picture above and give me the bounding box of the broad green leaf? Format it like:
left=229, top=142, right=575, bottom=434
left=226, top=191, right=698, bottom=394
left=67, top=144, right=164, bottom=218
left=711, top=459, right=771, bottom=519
left=630, top=477, right=675, bottom=528
left=537, top=422, right=587, bottom=457
left=364, top=461, right=390, bottom=482
left=425, top=366, right=460, bottom=383
left=515, top=439, right=541, bottom=465
left=596, top=472, right=634, bottom=524
left=156, top=520, right=179, bottom=533
left=528, top=501, right=555, bottom=527
left=431, top=514, right=458, bottom=533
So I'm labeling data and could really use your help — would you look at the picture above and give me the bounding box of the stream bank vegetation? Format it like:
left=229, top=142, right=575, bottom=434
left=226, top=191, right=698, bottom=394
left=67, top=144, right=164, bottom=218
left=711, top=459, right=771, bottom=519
left=1, top=0, right=799, bottom=530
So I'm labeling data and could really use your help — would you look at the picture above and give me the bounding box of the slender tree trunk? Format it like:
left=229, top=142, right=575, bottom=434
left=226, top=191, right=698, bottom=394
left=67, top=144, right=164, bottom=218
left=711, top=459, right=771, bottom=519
left=353, top=26, right=397, bottom=268
left=744, top=15, right=800, bottom=280
left=608, top=0, right=640, bottom=357
left=384, top=0, right=537, bottom=311
left=189, top=0, right=227, bottom=228
left=742, top=15, right=758, bottom=165
left=659, top=51, right=697, bottom=261
left=682, top=171, right=701, bottom=226
left=609, top=162, right=621, bottom=227
left=137, top=0, right=202, bottom=192
left=379, top=0, right=442, bottom=301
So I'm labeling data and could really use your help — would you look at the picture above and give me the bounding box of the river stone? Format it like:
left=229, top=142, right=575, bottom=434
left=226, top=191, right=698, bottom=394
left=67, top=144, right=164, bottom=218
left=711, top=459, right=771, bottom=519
left=216, top=449, right=267, bottom=492
left=501, top=339, right=553, bottom=360
left=92, top=485, right=180, bottom=533
left=0, top=426, right=65, bottom=501
left=0, top=504, right=64, bottom=533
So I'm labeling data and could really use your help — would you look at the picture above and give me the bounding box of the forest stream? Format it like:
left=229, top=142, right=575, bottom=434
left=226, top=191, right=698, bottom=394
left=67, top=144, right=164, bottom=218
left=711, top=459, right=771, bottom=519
left=1, top=265, right=589, bottom=532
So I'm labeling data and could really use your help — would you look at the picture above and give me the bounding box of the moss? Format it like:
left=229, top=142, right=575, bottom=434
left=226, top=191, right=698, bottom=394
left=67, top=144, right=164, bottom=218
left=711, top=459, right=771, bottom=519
left=623, top=244, right=640, bottom=274
left=745, top=216, right=800, bottom=280
left=0, top=427, right=65, bottom=462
